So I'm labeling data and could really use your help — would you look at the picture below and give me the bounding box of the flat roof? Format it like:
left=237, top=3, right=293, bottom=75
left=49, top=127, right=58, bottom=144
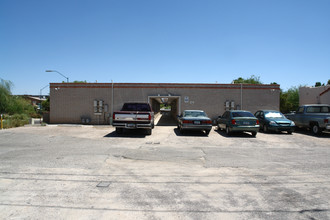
left=50, top=82, right=280, bottom=90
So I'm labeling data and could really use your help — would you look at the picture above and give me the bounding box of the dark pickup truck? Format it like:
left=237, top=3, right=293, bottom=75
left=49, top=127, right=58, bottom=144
left=286, top=104, right=330, bottom=135
left=112, top=103, right=154, bottom=135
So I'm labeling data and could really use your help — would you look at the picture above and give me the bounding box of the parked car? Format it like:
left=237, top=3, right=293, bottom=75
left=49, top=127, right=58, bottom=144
left=254, top=110, right=295, bottom=134
left=217, top=110, right=260, bottom=137
left=113, top=102, right=154, bottom=135
left=285, top=104, right=330, bottom=135
left=177, top=110, right=212, bottom=135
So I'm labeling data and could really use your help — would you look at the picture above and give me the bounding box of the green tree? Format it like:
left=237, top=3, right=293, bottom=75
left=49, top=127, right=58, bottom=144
left=327, top=79, right=330, bottom=85
left=41, top=97, right=50, bottom=111
left=315, top=82, right=321, bottom=87
left=0, top=79, right=13, bottom=113
left=0, top=78, right=38, bottom=116
left=233, top=75, right=262, bottom=84
left=7, top=96, right=36, bottom=115
left=280, top=86, right=299, bottom=113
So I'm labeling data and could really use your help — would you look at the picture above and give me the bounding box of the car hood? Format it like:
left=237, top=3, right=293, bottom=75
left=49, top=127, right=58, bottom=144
left=266, top=118, right=292, bottom=123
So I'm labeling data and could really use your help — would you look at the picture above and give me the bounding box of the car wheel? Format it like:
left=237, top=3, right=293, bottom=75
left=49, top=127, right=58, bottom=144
left=287, top=131, right=292, bottom=134
left=179, top=126, right=184, bottom=134
left=264, top=125, right=268, bottom=133
left=146, top=129, right=152, bottom=135
left=116, top=127, right=123, bottom=134
left=226, top=126, right=231, bottom=136
left=251, top=131, right=257, bottom=137
left=311, top=124, right=321, bottom=135
left=205, top=130, right=210, bottom=136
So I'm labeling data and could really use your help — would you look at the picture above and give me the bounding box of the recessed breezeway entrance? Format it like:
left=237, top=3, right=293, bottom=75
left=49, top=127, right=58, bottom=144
left=148, top=96, right=181, bottom=126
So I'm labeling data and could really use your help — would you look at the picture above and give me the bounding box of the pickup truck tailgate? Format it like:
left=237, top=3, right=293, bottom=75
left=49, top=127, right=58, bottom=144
left=114, top=112, right=150, bottom=121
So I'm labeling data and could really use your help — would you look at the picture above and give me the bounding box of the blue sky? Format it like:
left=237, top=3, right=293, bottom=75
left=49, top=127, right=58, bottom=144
left=1, top=0, right=330, bottom=95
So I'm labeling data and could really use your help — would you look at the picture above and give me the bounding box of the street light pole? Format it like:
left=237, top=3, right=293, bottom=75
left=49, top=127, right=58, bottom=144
left=39, top=84, right=49, bottom=124
left=45, top=70, right=69, bottom=83
left=40, top=84, right=49, bottom=105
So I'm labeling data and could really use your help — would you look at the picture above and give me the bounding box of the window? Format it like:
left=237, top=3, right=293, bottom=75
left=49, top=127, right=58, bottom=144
left=232, top=111, right=254, bottom=117
left=297, top=107, right=304, bottom=114
left=321, top=106, right=330, bottom=113
left=306, top=106, right=320, bottom=113
left=265, top=112, right=284, bottom=118
left=306, top=106, right=330, bottom=113
left=121, top=103, right=151, bottom=111
left=183, top=111, right=206, bottom=117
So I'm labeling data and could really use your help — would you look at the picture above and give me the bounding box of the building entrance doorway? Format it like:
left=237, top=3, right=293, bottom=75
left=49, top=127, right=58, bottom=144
left=148, top=96, right=181, bottom=126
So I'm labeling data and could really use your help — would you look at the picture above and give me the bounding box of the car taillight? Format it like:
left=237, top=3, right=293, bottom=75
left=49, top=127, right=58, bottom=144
left=256, top=120, right=259, bottom=125
left=148, top=114, right=151, bottom=121
left=112, top=113, right=115, bottom=120
left=325, top=119, right=329, bottom=123
left=231, top=119, right=236, bottom=125
left=183, top=120, right=192, bottom=124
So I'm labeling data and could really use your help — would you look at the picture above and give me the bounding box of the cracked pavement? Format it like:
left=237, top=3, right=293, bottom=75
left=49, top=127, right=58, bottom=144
left=0, top=125, right=329, bottom=219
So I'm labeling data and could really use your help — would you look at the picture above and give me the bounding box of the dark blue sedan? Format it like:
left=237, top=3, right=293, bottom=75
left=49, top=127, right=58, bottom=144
left=255, top=110, right=295, bottom=134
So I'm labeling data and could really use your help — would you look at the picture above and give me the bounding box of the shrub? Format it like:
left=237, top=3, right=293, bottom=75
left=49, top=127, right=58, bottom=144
left=3, top=114, right=30, bottom=128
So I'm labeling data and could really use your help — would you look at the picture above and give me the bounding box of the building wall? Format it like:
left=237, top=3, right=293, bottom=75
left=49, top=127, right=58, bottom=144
left=50, top=83, right=280, bottom=124
left=299, top=86, right=330, bottom=105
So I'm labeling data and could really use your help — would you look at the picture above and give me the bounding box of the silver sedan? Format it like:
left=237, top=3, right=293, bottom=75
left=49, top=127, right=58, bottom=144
left=177, top=110, right=213, bottom=135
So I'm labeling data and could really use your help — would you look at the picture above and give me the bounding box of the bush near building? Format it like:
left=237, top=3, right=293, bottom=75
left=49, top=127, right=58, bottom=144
left=1, top=78, right=39, bottom=129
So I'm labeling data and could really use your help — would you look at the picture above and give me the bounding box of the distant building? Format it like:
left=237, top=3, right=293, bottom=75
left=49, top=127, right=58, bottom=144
left=20, top=95, right=48, bottom=109
left=299, top=86, right=330, bottom=105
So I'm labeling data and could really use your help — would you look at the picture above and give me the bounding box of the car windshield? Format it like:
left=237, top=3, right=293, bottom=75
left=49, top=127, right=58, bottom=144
left=232, top=112, right=254, bottom=117
left=183, top=111, right=206, bottom=117
left=265, top=112, right=285, bottom=118
left=121, top=103, right=151, bottom=111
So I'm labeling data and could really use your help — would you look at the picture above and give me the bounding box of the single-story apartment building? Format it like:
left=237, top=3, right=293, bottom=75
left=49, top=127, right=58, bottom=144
left=50, top=82, right=280, bottom=125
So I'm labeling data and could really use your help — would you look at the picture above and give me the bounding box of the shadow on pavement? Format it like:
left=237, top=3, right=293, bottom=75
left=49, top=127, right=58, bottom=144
left=156, top=112, right=177, bottom=126
left=104, top=129, right=147, bottom=138
left=173, top=128, right=209, bottom=137
left=215, top=128, right=256, bottom=138
left=293, top=128, right=330, bottom=138
left=258, top=130, right=293, bottom=135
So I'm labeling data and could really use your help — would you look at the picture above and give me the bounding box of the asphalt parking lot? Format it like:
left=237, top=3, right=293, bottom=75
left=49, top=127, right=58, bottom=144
left=0, top=125, right=329, bottom=219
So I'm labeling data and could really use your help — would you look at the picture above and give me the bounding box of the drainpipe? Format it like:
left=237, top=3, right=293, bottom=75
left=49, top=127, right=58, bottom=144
left=240, top=83, right=243, bottom=110
left=111, top=80, right=114, bottom=125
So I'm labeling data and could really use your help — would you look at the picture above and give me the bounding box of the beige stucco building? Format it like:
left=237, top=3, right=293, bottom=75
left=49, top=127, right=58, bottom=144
left=299, top=86, right=330, bottom=105
left=49, top=82, right=280, bottom=125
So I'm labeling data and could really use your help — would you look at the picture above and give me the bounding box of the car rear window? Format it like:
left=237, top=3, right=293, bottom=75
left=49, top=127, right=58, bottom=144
left=306, top=106, right=330, bottom=113
left=232, top=112, right=254, bottom=117
left=121, top=103, right=151, bottom=111
left=184, top=111, right=206, bottom=117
